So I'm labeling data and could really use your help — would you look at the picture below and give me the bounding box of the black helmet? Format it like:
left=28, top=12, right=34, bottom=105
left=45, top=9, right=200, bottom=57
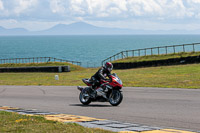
left=104, top=62, right=113, bottom=72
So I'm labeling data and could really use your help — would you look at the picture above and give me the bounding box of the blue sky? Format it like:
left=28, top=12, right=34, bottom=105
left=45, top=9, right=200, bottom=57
left=0, top=0, right=200, bottom=31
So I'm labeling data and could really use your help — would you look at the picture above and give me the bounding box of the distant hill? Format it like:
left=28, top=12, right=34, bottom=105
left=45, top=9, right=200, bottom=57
left=0, top=22, right=200, bottom=35
left=0, top=26, right=29, bottom=35
left=37, top=22, right=138, bottom=35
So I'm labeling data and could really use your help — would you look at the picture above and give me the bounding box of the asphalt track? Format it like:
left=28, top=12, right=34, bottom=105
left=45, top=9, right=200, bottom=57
left=0, top=86, right=200, bottom=132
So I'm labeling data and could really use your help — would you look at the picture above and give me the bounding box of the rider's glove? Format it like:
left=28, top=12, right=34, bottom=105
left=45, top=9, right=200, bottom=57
left=106, top=78, right=112, bottom=82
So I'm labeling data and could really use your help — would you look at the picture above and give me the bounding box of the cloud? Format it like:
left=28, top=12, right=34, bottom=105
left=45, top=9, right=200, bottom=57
left=0, top=0, right=4, bottom=10
left=13, top=0, right=38, bottom=15
left=0, top=0, right=200, bottom=30
left=126, top=0, right=163, bottom=17
left=0, top=0, right=38, bottom=17
left=188, top=0, right=200, bottom=4
left=1, top=0, right=200, bottom=20
left=50, top=0, right=66, bottom=14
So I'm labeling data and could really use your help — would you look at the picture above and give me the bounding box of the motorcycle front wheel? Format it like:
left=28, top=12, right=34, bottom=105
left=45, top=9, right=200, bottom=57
left=79, top=91, right=91, bottom=105
left=109, top=90, right=123, bottom=106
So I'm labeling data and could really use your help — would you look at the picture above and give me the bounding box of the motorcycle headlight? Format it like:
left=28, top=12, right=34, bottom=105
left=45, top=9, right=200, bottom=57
left=116, top=78, right=122, bottom=85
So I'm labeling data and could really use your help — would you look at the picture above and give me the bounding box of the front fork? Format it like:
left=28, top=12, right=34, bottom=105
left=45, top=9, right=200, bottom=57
left=110, top=89, right=122, bottom=98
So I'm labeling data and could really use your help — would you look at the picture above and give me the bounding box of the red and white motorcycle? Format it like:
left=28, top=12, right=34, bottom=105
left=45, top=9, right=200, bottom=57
left=77, top=73, right=123, bottom=106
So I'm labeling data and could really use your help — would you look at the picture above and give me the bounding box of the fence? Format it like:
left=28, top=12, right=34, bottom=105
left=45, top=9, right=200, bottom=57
left=0, top=57, right=81, bottom=66
left=102, top=43, right=200, bottom=65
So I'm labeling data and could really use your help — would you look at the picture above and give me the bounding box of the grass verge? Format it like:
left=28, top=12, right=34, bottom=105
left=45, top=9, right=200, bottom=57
left=0, top=63, right=200, bottom=88
left=116, top=64, right=200, bottom=89
left=0, top=111, right=114, bottom=133
left=112, top=52, right=200, bottom=63
left=0, top=62, right=84, bottom=71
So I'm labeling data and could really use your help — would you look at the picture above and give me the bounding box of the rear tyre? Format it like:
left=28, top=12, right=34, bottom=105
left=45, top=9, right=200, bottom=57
left=79, top=91, right=91, bottom=105
left=109, top=90, right=123, bottom=106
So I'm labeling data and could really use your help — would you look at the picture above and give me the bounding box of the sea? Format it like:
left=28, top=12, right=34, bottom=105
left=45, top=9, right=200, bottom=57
left=0, top=35, right=200, bottom=67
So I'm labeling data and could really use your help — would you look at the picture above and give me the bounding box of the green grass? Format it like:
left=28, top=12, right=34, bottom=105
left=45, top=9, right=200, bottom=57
left=116, top=64, right=200, bottom=89
left=112, top=52, right=200, bottom=63
left=0, top=62, right=84, bottom=71
left=0, top=111, right=114, bottom=133
left=0, top=68, right=94, bottom=86
left=0, top=64, right=200, bottom=88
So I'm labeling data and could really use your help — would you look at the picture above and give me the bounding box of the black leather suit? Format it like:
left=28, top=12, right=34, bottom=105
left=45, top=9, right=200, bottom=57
left=91, top=67, right=111, bottom=89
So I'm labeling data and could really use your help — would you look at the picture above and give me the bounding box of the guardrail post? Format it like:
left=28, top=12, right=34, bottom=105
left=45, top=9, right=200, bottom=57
left=151, top=48, right=153, bottom=55
left=145, top=49, right=146, bottom=56
left=138, top=50, right=140, bottom=56
left=193, top=44, right=195, bottom=52
left=158, top=47, right=160, bottom=55
left=173, top=46, right=175, bottom=54
left=132, top=50, right=134, bottom=57
left=48, top=57, right=50, bottom=62
left=183, top=45, right=185, bottom=52
left=165, top=46, right=168, bottom=54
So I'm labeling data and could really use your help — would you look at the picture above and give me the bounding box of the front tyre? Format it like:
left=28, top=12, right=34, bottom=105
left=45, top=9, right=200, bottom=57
left=79, top=91, right=91, bottom=105
left=109, top=90, right=123, bottom=106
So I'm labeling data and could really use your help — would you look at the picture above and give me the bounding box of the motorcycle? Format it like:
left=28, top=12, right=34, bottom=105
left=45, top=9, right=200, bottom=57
left=77, top=73, right=123, bottom=106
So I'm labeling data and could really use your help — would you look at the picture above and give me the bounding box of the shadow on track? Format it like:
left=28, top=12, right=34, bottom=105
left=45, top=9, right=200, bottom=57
left=69, top=104, right=114, bottom=107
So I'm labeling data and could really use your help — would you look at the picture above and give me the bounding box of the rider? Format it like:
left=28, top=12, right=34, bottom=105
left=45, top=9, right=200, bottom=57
left=90, top=62, right=113, bottom=93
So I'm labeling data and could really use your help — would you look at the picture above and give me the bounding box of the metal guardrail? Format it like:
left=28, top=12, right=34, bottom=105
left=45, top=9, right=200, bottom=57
left=0, top=57, right=81, bottom=66
left=102, top=43, right=200, bottom=65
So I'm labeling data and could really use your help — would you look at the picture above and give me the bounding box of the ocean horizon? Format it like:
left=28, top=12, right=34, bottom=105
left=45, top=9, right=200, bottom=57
left=0, top=35, right=200, bottom=67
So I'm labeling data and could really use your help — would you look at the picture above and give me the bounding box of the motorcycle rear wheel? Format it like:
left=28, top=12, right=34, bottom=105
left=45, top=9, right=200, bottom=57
left=109, top=90, right=123, bottom=106
left=79, top=92, right=91, bottom=105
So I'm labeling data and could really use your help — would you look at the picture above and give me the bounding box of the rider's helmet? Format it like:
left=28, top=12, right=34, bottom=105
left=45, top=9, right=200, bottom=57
left=104, top=62, right=113, bottom=72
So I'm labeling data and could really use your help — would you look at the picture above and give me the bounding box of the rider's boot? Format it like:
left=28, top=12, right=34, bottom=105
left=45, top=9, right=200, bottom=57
left=102, top=85, right=108, bottom=92
left=89, top=86, right=96, bottom=98
left=77, top=86, right=83, bottom=91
